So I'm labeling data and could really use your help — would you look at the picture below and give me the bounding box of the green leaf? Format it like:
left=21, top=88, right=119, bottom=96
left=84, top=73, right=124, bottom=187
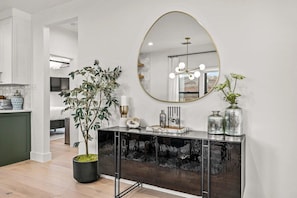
left=215, top=73, right=245, bottom=105
left=231, top=73, right=245, bottom=80
left=73, top=142, right=80, bottom=147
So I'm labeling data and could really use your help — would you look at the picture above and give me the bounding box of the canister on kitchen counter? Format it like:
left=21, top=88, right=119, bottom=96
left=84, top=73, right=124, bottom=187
left=0, top=95, right=12, bottom=110
left=11, top=90, right=24, bottom=110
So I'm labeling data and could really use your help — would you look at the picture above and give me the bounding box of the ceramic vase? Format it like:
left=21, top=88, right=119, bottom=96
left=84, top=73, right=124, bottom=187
left=11, top=90, right=24, bottom=110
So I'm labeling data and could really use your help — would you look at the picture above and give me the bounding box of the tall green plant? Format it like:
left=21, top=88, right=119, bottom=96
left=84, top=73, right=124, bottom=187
left=59, top=60, right=121, bottom=156
left=214, top=73, right=245, bottom=105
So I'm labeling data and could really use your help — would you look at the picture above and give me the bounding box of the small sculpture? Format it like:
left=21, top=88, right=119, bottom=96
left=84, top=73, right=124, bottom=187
left=126, top=117, right=141, bottom=129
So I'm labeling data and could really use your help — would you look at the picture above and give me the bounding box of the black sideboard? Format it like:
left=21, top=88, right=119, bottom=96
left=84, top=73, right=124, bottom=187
left=98, top=127, right=245, bottom=198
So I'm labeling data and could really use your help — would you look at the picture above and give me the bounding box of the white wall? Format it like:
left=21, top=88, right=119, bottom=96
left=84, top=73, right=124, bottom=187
left=149, top=50, right=169, bottom=100
left=31, top=0, right=297, bottom=197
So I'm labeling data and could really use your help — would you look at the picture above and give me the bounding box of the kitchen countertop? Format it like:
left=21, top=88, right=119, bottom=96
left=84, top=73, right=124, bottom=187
left=98, top=126, right=245, bottom=143
left=0, top=109, right=32, bottom=113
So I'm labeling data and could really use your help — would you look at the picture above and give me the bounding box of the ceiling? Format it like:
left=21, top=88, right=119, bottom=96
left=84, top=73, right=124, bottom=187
left=0, top=0, right=74, bottom=14
left=0, top=0, right=77, bottom=32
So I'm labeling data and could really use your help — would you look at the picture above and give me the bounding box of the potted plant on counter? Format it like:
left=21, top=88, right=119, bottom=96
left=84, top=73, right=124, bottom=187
left=59, top=60, right=121, bottom=183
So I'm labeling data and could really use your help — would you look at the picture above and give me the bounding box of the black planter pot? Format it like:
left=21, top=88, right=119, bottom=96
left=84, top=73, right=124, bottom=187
left=73, top=155, right=99, bottom=183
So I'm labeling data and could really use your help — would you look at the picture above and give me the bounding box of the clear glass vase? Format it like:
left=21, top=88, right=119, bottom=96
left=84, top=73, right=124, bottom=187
left=224, top=104, right=243, bottom=136
left=208, top=111, right=224, bottom=135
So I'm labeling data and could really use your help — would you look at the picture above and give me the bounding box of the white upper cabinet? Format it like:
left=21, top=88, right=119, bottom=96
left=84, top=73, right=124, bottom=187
left=0, top=17, right=12, bottom=83
left=0, top=9, right=31, bottom=84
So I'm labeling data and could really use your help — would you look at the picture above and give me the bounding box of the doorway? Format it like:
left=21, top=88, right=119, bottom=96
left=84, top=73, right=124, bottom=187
left=48, top=17, right=78, bottom=147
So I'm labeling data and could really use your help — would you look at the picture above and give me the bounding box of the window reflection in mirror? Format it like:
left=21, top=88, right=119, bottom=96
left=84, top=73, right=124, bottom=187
left=138, top=11, right=220, bottom=102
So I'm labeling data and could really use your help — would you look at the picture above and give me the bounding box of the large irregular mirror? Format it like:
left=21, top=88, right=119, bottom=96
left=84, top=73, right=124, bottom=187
left=138, top=11, right=220, bottom=102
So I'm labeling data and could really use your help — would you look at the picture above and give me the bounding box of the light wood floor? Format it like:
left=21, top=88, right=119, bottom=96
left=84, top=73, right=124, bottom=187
left=0, top=138, right=184, bottom=198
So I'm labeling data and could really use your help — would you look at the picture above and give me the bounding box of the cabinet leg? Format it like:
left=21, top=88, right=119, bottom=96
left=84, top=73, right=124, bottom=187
left=114, top=131, right=121, bottom=197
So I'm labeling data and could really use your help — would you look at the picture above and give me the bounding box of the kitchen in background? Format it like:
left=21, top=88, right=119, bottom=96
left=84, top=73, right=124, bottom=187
left=0, top=85, right=30, bottom=110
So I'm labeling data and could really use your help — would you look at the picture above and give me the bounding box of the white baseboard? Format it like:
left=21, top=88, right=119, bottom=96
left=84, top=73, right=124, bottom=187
left=30, top=151, right=52, bottom=162
left=101, top=174, right=201, bottom=198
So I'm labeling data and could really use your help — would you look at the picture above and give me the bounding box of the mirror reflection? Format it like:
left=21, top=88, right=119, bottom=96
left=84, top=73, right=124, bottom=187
left=138, top=11, right=220, bottom=102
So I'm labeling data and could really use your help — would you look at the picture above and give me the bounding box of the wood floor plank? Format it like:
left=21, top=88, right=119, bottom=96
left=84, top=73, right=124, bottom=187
left=0, top=138, right=185, bottom=198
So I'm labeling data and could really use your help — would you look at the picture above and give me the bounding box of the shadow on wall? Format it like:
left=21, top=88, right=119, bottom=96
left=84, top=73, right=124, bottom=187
left=245, top=137, right=275, bottom=197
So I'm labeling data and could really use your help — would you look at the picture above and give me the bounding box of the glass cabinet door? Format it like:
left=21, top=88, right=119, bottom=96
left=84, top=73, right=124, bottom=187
left=209, top=141, right=244, bottom=198
left=98, top=131, right=115, bottom=176
left=157, top=136, right=202, bottom=195
left=120, top=133, right=157, bottom=185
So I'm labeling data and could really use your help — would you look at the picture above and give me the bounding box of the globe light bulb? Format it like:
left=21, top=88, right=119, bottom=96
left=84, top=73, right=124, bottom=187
left=194, top=71, right=201, bottom=78
left=175, top=67, right=180, bottom=73
left=188, top=74, right=195, bottom=80
left=199, top=64, right=206, bottom=70
left=169, top=72, right=176, bottom=79
left=148, top=42, right=154, bottom=46
left=178, top=62, right=186, bottom=70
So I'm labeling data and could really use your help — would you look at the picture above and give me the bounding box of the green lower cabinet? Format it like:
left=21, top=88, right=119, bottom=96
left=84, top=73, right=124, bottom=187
left=0, top=112, right=31, bottom=166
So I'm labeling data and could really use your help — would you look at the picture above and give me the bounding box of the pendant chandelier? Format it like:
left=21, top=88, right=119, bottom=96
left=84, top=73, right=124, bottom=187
left=169, top=37, right=205, bottom=80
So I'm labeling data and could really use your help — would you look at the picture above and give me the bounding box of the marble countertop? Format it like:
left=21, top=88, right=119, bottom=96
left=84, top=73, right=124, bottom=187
left=0, top=109, right=31, bottom=113
left=98, top=126, right=245, bottom=143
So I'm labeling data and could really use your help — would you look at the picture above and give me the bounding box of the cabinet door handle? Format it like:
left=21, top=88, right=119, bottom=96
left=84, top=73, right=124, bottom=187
left=202, top=140, right=210, bottom=198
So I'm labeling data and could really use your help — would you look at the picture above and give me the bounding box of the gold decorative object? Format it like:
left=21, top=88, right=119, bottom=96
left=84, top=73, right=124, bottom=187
left=120, top=105, right=129, bottom=118
left=119, top=96, right=129, bottom=127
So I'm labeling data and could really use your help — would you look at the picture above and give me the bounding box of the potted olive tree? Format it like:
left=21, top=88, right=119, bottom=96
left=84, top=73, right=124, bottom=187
left=59, top=60, right=121, bottom=183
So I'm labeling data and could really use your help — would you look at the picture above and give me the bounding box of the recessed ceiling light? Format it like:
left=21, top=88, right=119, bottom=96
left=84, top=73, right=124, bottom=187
left=148, top=42, right=153, bottom=46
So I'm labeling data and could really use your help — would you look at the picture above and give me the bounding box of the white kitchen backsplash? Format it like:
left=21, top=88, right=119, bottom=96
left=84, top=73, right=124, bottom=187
left=0, top=85, right=31, bottom=110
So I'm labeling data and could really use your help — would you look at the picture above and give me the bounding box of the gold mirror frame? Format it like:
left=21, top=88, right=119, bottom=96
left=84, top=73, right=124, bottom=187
left=138, top=11, right=220, bottom=103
